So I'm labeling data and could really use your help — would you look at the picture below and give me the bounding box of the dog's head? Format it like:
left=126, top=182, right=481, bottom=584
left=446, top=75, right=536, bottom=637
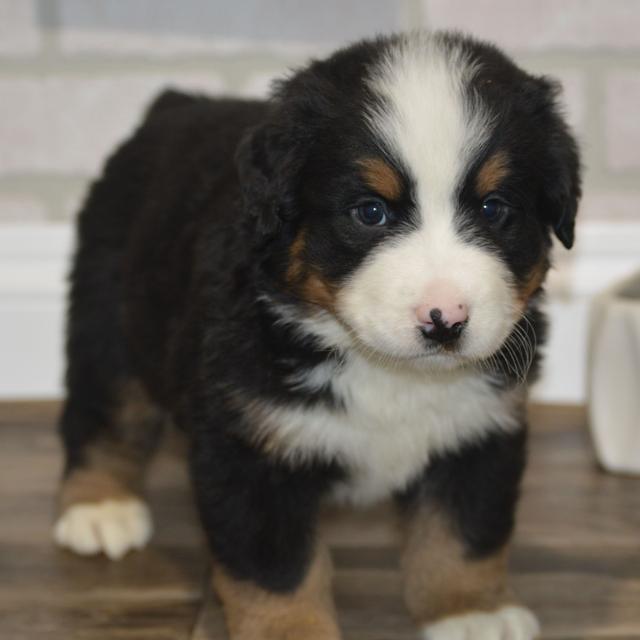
left=236, top=32, right=581, bottom=370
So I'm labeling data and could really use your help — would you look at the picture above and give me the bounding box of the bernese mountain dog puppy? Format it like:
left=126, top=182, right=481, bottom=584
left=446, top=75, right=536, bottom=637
left=54, top=31, right=580, bottom=639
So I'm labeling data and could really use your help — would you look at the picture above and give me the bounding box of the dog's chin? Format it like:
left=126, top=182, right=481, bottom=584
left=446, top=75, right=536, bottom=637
left=348, top=337, right=468, bottom=373
left=407, top=351, right=467, bottom=373
left=326, top=312, right=510, bottom=374
left=347, top=331, right=508, bottom=375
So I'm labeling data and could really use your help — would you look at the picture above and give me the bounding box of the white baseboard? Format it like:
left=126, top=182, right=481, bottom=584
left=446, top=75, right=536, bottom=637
left=1, top=222, right=639, bottom=402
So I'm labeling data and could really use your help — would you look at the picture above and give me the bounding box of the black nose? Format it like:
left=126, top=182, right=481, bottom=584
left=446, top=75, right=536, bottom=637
left=420, top=308, right=467, bottom=345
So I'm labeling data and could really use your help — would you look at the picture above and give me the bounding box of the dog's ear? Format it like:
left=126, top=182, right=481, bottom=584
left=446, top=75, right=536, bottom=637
left=235, top=119, right=300, bottom=238
left=235, top=124, right=280, bottom=237
left=235, top=60, right=341, bottom=239
left=532, top=78, right=582, bottom=249
left=543, top=121, right=581, bottom=249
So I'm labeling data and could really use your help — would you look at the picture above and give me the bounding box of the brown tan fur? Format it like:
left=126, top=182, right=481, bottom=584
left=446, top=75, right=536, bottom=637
left=358, top=157, right=402, bottom=201
left=286, top=228, right=337, bottom=311
left=518, top=259, right=549, bottom=307
left=227, top=391, right=304, bottom=461
left=401, top=507, right=513, bottom=625
left=213, top=544, right=341, bottom=640
left=300, top=272, right=337, bottom=310
left=59, top=468, right=135, bottom=512
left=286, top=229, right=306, bottom=286
left=475, top=150, right=510, bottom=196
left=59, top=379, right=163, bottom=511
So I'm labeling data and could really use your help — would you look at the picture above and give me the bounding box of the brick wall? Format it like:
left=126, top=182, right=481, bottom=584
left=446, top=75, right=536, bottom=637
left=1, top=0, right=639, bottom=225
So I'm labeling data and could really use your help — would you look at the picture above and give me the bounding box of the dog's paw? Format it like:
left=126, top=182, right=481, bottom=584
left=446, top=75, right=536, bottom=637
left=421, top=605, right=540, bottom=640
left=53, top=498, right=153, bottom=560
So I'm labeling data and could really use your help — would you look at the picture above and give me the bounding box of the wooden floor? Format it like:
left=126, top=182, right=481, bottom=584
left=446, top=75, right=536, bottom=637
left=1, top=403, right=639, bottom=639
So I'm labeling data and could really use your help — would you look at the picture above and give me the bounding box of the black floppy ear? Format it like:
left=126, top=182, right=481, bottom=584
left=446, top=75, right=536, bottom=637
left=235, top=125, right=279, bottom=237
left=534, top=78, right=582, bottom=249
left=545, top=125, right=581, bottom=249
left=235, top=122, right=298, bottom=238
left=234, top=62, right=334, bottom=238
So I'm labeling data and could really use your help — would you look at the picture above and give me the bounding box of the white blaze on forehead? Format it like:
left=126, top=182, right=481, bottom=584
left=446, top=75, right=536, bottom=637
left=366, top=33, right=490, bottom=213
left=335, top=34, right=517, bottom=363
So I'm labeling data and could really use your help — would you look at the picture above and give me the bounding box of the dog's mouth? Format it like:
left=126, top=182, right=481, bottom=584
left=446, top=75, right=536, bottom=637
left=347, top=330, right=468, bottom=370
left=339, top=315, right=523, bottom=376
left=317, top=307, right=469, bottom=369
left=273, top=298, right=516, bottom=374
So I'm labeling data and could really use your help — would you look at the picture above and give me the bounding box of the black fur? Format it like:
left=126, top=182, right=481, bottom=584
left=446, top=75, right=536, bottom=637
left=396, top=426, right=527, bottom=558
left=190, top=415, right=341, bottom=591
left=59, top=31, right=580, bottom=597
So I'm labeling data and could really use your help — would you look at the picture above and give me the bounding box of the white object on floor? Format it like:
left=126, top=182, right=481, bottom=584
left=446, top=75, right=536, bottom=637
left=588, top=269, right=640, bottom=475
left=421, top=605, right=540, bottom=640
left=53, top=498, right=153, bottom=560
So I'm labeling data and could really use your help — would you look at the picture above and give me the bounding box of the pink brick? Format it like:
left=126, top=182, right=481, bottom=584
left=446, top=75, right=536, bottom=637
left=0, top=73, right=225, bottom=176
left=60, top=29, right=248, bottom=57
left=606, top=71, right=640, bottom=171
left=423, top=0, right=640, bottom=51
left=0, top=0, right=40, bottom=56
left=0, top=195, right=48, bottom=223
left=57, top=0, right=398, bottom=57
left=579, top=190, right=640, bottom=221
left=58, top=29, right=330, bottom=59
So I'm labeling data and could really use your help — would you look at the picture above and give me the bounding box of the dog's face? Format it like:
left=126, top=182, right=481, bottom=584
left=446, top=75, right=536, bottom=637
left=237, top=32, right=580, bottom=369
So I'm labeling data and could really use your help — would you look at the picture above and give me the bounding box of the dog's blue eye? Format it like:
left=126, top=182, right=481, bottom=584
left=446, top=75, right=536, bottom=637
left=353, top=201, right=388, bottom=226
left=482, top=197, right=510, bottom=221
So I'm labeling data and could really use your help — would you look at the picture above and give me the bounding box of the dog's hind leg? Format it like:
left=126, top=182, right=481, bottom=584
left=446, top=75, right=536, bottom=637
left=54, top=214, right=164, bottom=559
left=55, top=377, right=163, bottom=560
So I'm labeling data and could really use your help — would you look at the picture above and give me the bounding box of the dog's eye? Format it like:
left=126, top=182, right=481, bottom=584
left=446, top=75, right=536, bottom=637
left=352, top=201, right=389, bottom=226
left=481, top=196, right=512, bottom=222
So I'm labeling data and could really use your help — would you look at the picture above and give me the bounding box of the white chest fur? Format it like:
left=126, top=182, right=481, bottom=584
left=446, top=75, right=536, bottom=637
left=255, top=354, right=523, bottom=505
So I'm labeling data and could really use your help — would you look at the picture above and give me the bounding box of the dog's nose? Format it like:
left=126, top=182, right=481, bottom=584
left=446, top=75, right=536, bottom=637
left=419, top=306, right=468, bottom=344
left=416, top=287, right=469, bottom=345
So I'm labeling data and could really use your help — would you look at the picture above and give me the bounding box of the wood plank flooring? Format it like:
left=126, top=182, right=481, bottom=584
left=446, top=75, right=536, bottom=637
left=1, top=402, right=639, bottom=639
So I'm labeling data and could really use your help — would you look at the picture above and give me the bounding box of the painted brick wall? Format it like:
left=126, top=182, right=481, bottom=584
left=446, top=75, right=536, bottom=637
left=0, top=0, right=639, bottom=224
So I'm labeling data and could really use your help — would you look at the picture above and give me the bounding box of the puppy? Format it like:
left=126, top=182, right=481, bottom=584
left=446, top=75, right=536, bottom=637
left=54, top=31, right=580, bottom=639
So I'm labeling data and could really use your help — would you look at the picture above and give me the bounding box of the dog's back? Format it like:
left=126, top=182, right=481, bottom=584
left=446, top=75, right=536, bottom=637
left=65, top=91, right=267, bottom=406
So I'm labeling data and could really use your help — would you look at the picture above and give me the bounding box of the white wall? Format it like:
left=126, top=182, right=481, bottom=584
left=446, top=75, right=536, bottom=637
left=1, top=221, right=639, bottom=402
left=2, top=1, right=640, bottom=227
left=2, top=1, right=640, bottom=402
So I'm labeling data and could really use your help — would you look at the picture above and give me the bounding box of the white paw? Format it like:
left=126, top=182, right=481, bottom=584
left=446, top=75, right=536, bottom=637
left=422, top=605, right=540, bottom=640
left=53, top=498, right=153, bottom=560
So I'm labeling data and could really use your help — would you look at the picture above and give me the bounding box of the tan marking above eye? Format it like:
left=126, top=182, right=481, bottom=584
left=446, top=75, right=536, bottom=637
left=476, top=150, right=510, bottom=196
left=358, top=157, right=402, bottom=201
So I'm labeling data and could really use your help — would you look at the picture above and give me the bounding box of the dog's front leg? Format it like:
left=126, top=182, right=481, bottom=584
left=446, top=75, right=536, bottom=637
left=189, top=430, right=341, bottom=640
left=213, top=544, right=339, bottom=640
left=397, top=428, right=540, bottom=640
